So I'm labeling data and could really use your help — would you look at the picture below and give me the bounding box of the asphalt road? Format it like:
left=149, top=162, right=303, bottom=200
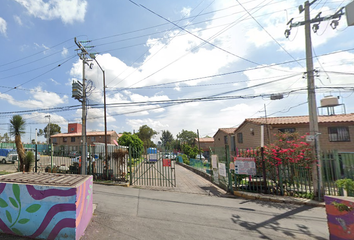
left=0, top=182, right=329, bottom=240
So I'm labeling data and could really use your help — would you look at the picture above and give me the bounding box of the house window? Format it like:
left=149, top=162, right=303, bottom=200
left=224, top=136, right=228, bottom=144
left=63, top=137, right=67, bottom=142
left=91, top=136, right=96, bottom=141
left=237, top=133, right=243, bottom=143
left=52, top=138, right=57, bottom=143
left=231, top=136, right=236, bottom=152
left=71, top=137, right=75, bottom=142
left=278, top=128, right=296, bottom=133
left=328, top=127, right=350, bottom=142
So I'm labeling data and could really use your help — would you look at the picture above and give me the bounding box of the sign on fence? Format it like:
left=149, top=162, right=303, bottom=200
left=163, top=159, right=171, bottom=167
left=218, top=163, right=226, bottom=177
left=212, top=154, right=218, bottom=169
left=234, top=157, right=256, bottom=176
left=148, top=153, right=157, bottom=162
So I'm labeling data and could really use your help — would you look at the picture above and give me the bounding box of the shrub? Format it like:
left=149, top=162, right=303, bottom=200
left=24, top=151, right=34, bottom=172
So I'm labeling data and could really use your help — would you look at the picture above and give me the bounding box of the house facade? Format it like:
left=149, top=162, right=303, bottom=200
left=234, top=114, right=354, bottom=152
left=50, top=123, right=119, bottom=151
left=213, top=128, right=237, bottom=157
left=194, top=137, right=214, bottom=159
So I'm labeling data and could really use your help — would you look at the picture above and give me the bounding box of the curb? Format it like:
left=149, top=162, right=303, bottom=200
left=93, top=182, right=129, bottom=187
left=233, top=191, right=325, bottom=207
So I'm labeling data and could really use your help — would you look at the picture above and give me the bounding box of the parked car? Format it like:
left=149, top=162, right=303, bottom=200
left=195, top=154, right=206, bottom=160
left=69, top=151, right=79, bottom=158
left=2, top=153, right=18, bottom=164
left=164, top=153, right=176, bottom=160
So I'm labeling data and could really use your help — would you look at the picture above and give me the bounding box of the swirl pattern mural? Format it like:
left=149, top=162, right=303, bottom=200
left=0, top=176, right=93, bottom=240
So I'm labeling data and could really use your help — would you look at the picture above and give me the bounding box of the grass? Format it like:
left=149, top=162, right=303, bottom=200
left=0, top=170, right=14, bottom=175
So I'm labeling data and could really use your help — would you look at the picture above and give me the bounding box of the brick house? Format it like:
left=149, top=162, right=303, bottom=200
left=194, top=137, right=214, bottom=159
left=50, top=123, right=119, bottom=151
left=213, top=128, right=237, bottom=156
left=234, top=114, right=354, bottom=152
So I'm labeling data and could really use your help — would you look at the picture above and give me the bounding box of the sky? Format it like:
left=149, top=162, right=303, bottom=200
left=0, top=0, right=354, bottom=144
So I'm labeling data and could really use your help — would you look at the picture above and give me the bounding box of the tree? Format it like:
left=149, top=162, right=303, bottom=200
left=118, top=132, right=144, bottom=157
left=39, top=123, right=61, bottom=139
left=3, top=133, right=10, bottom=142
left=160, top=130, right=174, bottom=149
left=9, top=115, right=26, bottom=171
left=176, top=129, right=197, bottom=146
left=137, top=125, right=157, bottom=149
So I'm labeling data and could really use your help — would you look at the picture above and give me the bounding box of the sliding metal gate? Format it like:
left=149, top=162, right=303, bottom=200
left=129, top=151, right=176, bottom=187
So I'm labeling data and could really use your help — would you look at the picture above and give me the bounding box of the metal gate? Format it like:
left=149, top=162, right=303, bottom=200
left=129, top=150, right=176, bottom=187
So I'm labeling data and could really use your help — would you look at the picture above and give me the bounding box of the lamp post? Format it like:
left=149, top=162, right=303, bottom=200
left=89, top=54, right=108, bottom=176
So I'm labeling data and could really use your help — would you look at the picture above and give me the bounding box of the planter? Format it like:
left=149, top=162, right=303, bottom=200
left=324, top=195, right=354, bottom=240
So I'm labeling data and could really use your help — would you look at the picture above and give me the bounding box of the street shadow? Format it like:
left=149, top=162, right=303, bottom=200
left=238, top=199, right=304, bottom=210
left=199, top=186, right=225, bottom=196
left=230, top=205, right=327, bottom=240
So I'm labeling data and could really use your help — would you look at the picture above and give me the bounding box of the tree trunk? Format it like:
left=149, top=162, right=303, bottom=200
left=15, top=135, right=25, bottom=171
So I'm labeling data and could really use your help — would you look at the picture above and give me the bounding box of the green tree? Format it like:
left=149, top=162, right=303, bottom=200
left=3, top=133, right=10, bottom=142
left=118, top=132, right=144, bottom=157
left=176, top=129, right=197, bottom=145
left=137, top=125, right=157, bottom=149
left=9, top=115, right=26, bottom=171
left=160, top=130, right=174, bottom=149
left=39, top=123, right=61, bottom=139
left=181, top=144, right=199, bottom=159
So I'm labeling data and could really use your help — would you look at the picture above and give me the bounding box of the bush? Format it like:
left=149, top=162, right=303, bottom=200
left=181, top=154, right=189, bottom=165
left=24, top=151, right=34, bottom=172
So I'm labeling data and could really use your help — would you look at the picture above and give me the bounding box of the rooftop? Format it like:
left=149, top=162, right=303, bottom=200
left=245, top=113, right=354, bottom=125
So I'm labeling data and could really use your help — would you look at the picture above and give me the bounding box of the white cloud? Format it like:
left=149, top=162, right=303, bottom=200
left=14, top=0, right=87, bottom=24
left=61, top=47, right=68, bottom=57
left=13, top=15, right=23, bottom=26
left=0, top=17, right=7, bottom=36
left=49, top=78, right=60, bottom=85
left=181, top=7, right=191, bottom=17
left=0, top=87, right=68, bottom=108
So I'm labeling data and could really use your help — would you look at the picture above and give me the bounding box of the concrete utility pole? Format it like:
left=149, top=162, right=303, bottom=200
left=75, top=38, right=90, bottom=175
left=285, top=1, right=345, bottom=200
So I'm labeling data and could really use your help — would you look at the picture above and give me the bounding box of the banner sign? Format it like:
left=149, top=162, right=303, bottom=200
left=234, top=157, right=256, bottom=176
left=163, top=159, right=171, bottom=167
left=149, top=153, right=157, bottom=162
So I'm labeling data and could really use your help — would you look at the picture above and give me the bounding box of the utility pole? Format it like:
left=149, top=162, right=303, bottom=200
left=285, top=1, right=345, bottom=200
left=75, top=38, right=91, bottom=175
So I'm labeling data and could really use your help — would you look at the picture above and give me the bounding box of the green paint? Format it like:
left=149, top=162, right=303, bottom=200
left=0, top=198, right=8, bottom=208
left=26, top=204, right=41, bottom=213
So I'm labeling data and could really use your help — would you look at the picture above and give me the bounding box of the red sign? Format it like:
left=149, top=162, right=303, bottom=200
left=163, top=159, right=171, bottom=167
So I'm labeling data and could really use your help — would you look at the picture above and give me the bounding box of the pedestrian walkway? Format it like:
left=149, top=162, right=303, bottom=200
left=134, top=163, right=227, bottom=196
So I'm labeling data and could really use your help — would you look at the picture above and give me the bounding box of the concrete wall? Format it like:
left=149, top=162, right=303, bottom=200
left=0, top=175, right=93, bottom=240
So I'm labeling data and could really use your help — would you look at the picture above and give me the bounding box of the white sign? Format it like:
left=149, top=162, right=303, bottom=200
left=306, top=135, right=315, bottom=142
left=211, top=155, right=218, bottom=169
left=149, top=153, right=157, bottom=162
left=234, top=157, right=256, bottom=176
left=218, top=163, right=226, bottom=177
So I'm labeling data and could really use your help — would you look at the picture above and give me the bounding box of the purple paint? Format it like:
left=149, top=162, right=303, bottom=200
left=0, top=183, right=5, bottom=195
left=47, top=218, right=76, bottom=240
left=0, top=218, right=13, bottom=234
left=326, top=212, right=354, bottom=225
left=29, top=203, right=76, bottom=238
left=26, top=185, right=76, bottom=200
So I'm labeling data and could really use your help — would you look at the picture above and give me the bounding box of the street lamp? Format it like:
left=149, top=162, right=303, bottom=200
left=45, top=115, right=51, bottom=146
left=89, top=54, right=108, bottom=176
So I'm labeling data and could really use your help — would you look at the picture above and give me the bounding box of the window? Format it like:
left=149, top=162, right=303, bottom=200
left=91, top=136, right=96, bottom=141
left=71, top=128, right=74, bottom=131
left=278, top=128, right=296, bottom=133
left=328, top=127, right=350, bottom=142
left=224, top=135, right=228, bottom=144
left=52, top=138, right=57, bottom=143
left=231, top=136, right=236, bottom=152
left=237, top=133, right=243, bottom=143
left=63, top=137, right=67, bottom=142
left=71, top=137, right=75, bottom=142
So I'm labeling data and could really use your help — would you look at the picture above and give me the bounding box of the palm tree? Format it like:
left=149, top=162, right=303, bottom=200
left=9, top=115, right=26, bottom=171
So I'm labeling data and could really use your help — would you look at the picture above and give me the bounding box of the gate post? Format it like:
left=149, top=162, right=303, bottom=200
left=129, top=146, right=132, bottom=186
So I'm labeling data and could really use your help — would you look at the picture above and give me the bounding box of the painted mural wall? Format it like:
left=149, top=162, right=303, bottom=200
left=0, top=176, right=93, bottom=240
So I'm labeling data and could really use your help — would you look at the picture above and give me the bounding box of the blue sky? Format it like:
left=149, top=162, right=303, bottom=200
left=0, top=0, right=354, bottom=143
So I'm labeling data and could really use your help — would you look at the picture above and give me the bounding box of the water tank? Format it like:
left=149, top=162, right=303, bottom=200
left=320, top=96, right=339, bottom=107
